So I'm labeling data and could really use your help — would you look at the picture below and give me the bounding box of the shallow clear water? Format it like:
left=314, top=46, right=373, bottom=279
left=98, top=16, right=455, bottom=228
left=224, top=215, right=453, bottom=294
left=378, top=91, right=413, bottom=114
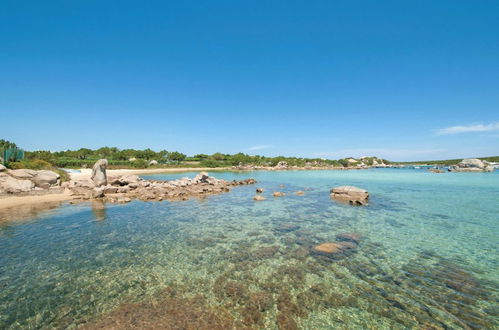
left=0, top=169, right=498, bottom=329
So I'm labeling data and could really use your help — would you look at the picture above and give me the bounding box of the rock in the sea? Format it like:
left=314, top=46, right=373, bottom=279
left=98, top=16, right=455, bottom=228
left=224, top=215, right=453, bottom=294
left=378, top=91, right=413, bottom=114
left=458, top=158, right=485, bottom=169
left=336, top=232, right=362, bottom=244
left=275, top=223, right=300, bottom=232
left=429, top=168, right=444, bottom=173
left=312, top=241, right=357, bottom=259
left=32, top=170, right=60, bottom=189
left=295, top=191, right=305, bottom=195
left=92, top=187, right=106, bottom=198
left=256, top=188, right=264, bottom=193
left=193, top=171, right=210, bottom=184
left=451, top=158, right=494, bottom=172
left=273, top=192, right=285, bottom=197
left=91, top=159, right=108, bottom=187
left=0, top=164, right=6, bottom=172
left=330, top=186, right=368, bottom=206
left=253, top=195, right=266, bottom=201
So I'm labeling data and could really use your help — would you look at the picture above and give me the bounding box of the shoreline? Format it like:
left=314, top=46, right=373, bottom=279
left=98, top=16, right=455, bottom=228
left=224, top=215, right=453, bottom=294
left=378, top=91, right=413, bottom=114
left=0, top=166, right=380, bottom=213
left=0, top=166, right=391, bottom=215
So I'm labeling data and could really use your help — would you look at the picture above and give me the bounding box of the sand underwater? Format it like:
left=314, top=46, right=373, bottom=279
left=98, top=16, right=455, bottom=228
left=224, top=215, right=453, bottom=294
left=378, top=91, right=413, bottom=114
left=0, top=168, right=498, bottom=329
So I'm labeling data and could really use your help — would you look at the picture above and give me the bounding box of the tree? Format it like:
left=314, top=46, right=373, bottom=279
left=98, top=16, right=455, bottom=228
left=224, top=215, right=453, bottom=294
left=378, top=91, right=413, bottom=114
left=168, top=151, right=186, bottom=162
left=0, top=139, right=17, bottom=150
left=211, top=152, right=225, bottom=161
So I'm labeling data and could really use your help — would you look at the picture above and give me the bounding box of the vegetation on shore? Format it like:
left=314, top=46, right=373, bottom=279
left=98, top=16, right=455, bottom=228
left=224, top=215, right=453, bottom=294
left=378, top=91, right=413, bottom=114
left=1, top=139, right=390, bottom=170
left=398, top=156, right=499, bottom=166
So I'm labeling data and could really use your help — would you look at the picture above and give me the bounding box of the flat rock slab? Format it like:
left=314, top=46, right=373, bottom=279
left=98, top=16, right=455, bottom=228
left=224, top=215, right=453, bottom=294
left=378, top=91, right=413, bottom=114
left=330, top=185, right=369, bottom=206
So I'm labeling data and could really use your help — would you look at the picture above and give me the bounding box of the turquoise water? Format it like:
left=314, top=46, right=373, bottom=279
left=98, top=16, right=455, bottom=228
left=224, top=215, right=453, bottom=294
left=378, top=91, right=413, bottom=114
left=0, top=169, right=498, bottom=329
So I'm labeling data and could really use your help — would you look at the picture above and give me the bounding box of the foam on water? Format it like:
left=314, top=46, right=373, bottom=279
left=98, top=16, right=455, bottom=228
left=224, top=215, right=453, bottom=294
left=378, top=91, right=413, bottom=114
left=0, top=169, right=498, bottom=328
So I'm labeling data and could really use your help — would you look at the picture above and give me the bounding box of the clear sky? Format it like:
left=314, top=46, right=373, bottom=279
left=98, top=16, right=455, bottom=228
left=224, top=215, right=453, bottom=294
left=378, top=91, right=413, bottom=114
left=1, top=0, right=498, bottom=161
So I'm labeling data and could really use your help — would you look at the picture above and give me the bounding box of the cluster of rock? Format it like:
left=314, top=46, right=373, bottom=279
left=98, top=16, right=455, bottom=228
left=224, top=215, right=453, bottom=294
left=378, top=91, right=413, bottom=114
left=252, top=187, right=304, bottom=201
left=330, top=186, right=369, bottom=206
left=0, top=167, right=61, bottom=194
left=450, top=158, right=495, bottom=172
left=69, top=164, right=256, bottom=203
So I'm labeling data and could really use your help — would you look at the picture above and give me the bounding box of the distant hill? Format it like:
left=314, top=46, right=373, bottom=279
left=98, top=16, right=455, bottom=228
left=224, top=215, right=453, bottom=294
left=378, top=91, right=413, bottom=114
left=397, top=156, right=499, bottom=166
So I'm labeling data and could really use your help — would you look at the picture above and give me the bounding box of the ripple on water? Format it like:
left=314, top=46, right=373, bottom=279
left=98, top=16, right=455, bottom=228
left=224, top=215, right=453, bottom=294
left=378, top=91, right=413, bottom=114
left=0, top=169, right=498, bottom=328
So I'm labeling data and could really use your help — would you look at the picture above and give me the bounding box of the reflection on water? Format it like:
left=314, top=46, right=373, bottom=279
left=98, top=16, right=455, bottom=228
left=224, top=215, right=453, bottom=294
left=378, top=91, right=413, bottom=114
left=0, top=169, right=498, bottom=329
left=91, top=200, right=106, bottom=221
left=0, top=200, right=63, bottom=227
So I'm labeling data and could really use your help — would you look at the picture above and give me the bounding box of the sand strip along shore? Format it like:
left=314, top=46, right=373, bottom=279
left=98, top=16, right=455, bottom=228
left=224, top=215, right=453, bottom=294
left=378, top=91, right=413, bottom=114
left=69, top=167, right=233, bottom=180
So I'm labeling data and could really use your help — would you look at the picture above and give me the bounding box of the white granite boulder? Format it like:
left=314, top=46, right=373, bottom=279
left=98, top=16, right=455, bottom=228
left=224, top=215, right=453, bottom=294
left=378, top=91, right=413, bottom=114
left=32, top=170, right=60, bottom=189
left=330, top=185, right=369, bottom=206
left=91, top=159, right=108, bottom=187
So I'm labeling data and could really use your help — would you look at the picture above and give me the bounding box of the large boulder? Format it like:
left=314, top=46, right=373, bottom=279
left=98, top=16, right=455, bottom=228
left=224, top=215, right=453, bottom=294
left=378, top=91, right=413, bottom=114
left=275, top=161, right=288, bottom=169
left=119, top=174, right=140, bottom=185
left=0, top=173, right=35, bottom=193
left=0, top=164, right=6, bottom=172
left=330, top=185, right=369, bottom=206
left=8, top=169, right=37, bottom=180
left=193, top=172, right=209, bottom=183
left=148, top=160, right=158, bottom=166
left=91, top=159, right=108, bottom=187
left=32, top=170, right=60, bottom=189
left=458, top=158, right=485, bottom=169
left=452, top=158, right=494, bottom=172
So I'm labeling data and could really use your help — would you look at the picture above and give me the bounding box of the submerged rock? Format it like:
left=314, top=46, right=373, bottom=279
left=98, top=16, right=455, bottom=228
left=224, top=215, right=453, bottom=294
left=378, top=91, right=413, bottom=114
left=273, top=192, right=285, bottom=197
left=311, top=241, right=357, bottom=259
left=336, top=232, right=362, bottom=244
left=330, top=186, right=369, bottom=206
left=295, top=191, right=305, bottom=195
left=275, top=223, right=300, bottom=232
left=256, top=188, right=264, bottom=193
left=253, top=195, right=266, bottom=201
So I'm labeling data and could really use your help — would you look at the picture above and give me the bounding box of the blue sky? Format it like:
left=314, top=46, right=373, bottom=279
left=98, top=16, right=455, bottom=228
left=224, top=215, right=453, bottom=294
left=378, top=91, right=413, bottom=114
left=1, top=0, right=498, bottom=161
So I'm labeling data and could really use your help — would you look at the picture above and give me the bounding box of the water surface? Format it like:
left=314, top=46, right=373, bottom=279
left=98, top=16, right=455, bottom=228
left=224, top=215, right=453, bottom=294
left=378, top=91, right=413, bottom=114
left=0, top=169, right=498, bottom=328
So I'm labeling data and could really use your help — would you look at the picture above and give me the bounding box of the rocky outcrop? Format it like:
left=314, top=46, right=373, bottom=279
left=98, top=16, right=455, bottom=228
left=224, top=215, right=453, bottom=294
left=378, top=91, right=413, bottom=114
left=67, top=172, right=256, bottom=204
left=451, top=158, right=494, bottom=172
left=0, top=169, right=61, bottom=194
left=91, top=159, right=108, bottom=186
left=330, top=186, right=369, bottom=206
left=275, top=161, right=288, bottom=169
left=9, top=169, right=37, bottom=180
left=0, top=173, right=35, bottom=193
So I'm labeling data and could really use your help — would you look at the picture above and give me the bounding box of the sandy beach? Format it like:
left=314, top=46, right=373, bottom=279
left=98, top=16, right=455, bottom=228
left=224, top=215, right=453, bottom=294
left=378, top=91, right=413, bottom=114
left=70, top=167, right=232, bottom=180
